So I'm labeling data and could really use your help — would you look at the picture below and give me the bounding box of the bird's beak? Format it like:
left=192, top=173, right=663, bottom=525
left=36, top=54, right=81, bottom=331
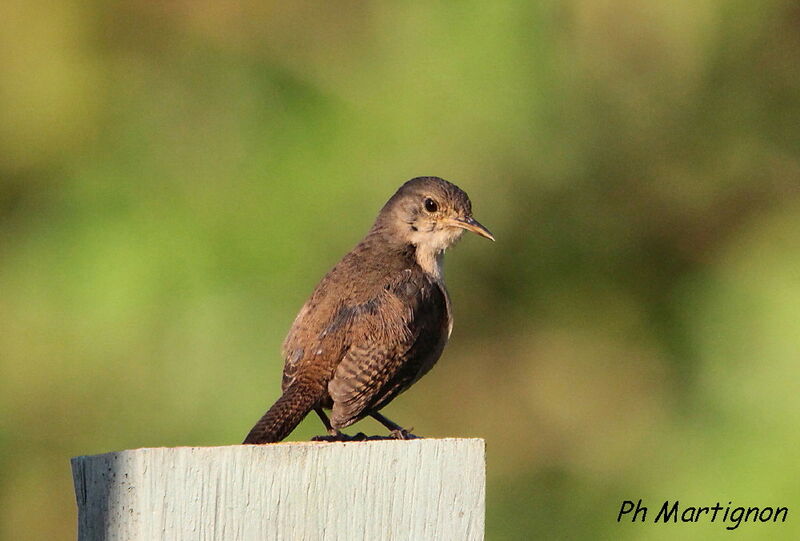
left=447, top=216, right=495, bottom=241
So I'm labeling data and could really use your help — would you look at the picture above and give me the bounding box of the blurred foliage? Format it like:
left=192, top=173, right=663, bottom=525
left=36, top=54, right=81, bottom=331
left=1, top=1, right=799, bottom=539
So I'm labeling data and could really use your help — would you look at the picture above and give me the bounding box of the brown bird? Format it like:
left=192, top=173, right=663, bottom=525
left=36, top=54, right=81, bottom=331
left=243, top=176, right=493, bottom=444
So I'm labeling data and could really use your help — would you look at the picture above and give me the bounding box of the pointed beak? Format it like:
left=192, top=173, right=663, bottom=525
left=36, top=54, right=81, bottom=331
left=448, top=216, right=495, bottom=241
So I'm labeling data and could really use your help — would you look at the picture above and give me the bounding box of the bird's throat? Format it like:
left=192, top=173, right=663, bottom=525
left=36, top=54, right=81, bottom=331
left=414, top=244, right=445, bottom=280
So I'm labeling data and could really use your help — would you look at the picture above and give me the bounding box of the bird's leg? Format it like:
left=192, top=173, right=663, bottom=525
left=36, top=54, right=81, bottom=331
left=370, top=411, right=421, bottom=440
left=314, top=407, right=337, bottom=436
left=311, top=408, right=367, bottom=442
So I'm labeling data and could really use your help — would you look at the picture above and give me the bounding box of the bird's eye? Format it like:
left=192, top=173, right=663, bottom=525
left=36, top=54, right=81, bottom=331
left=424, top=198, right=438, bottom=213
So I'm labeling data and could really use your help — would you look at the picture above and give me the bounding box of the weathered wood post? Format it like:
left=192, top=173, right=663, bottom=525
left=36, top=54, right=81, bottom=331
left=71, top=438, right=485, bottom=540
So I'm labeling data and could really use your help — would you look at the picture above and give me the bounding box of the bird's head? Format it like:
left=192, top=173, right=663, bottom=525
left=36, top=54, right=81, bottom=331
left=377, top=177, right=494, bottom=255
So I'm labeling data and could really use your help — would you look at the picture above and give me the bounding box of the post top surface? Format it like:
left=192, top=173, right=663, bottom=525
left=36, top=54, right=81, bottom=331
left=72, top=437, right=485, bottom=462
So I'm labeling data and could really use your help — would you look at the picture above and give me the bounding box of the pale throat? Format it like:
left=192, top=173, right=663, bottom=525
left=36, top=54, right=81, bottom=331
left=415, top=243, right=445, bottom=280
left=410, top=228, right=463, bottom=280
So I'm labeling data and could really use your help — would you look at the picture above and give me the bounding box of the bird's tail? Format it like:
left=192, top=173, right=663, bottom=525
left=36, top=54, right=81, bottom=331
left=243, top=378, right=323, bottom=444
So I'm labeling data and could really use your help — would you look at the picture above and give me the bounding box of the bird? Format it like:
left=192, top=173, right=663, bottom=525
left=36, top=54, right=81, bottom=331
left=243, top=176, right=494, bottom=444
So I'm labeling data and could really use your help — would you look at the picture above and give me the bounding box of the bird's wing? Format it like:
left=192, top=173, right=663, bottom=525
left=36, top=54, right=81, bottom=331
left=327, top=270, right=449, bottom=428
left=280, top=296, right=355, bottom=394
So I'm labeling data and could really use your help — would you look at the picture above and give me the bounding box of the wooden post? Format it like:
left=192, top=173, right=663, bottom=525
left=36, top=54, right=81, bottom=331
left=71, top=438, right=485, bottom=540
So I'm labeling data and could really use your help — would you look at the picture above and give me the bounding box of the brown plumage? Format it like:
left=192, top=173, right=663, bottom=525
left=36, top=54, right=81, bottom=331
left=243, top=176, right=493, bottom=444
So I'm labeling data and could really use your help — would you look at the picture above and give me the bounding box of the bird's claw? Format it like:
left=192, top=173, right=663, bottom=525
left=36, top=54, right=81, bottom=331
left=390, top=428, right=421, bottom=440
left=311, top=431, right=368, bottom=442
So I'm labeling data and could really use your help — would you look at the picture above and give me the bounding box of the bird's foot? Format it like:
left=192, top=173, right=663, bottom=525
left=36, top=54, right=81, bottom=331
left=390, top=428, right=421, bottom=440
left=311, top=431, right=368, bottom=442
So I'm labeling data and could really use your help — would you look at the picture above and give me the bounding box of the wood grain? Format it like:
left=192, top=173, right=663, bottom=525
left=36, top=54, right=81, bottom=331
left=72, top=438, right=485, bottom=541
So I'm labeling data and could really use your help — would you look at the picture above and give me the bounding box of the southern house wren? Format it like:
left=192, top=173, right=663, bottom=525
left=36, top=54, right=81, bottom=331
left=244, top=176, right=493, bottom=443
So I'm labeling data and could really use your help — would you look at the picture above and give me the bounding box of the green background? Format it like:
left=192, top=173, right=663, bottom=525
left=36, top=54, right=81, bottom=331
left=1, top=1, right=799, bottom=539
